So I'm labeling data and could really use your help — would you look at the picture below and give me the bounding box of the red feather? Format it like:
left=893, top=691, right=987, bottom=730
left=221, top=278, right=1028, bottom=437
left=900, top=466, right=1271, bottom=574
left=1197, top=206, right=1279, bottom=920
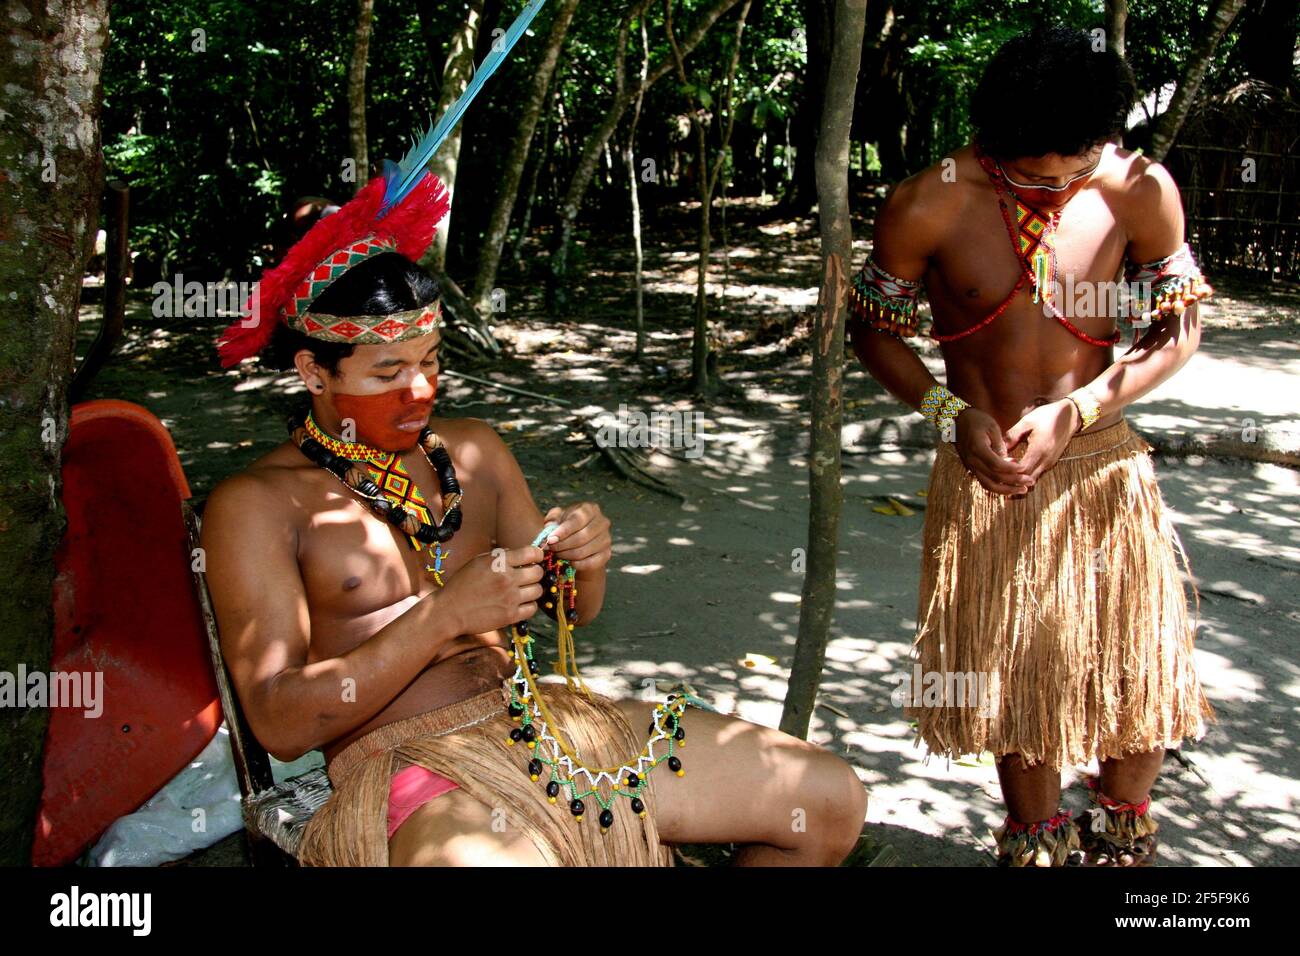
left=217, top=172, right=450, bottom=367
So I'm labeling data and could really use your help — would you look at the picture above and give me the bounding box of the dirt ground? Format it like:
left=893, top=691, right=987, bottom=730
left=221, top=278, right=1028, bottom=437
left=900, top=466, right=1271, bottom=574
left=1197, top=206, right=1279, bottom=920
left=79, top=197, right=1300, bottom=866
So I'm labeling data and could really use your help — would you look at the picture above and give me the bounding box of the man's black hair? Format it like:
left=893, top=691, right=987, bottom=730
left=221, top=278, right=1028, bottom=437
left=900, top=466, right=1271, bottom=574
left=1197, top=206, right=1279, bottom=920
left=267, top=251, right=442, bottom=372
left=972, top=25, right=1138, bottom=159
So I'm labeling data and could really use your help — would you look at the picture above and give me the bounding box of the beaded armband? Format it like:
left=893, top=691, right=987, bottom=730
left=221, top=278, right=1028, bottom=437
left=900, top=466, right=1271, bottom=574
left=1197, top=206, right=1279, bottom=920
left=920, top=384, right=970, bottom=441
left=1124, top=243, right=1213, bottom=327
left=847, top=257, right=922, bottom=339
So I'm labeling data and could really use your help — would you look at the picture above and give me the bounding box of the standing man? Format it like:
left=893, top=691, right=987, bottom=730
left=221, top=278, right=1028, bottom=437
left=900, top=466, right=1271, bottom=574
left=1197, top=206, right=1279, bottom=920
left=848, top=25, right=1214, bottom=866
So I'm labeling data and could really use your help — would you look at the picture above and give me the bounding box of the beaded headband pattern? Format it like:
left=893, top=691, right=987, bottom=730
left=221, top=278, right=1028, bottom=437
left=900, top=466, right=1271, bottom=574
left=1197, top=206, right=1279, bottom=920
left=295, top=302, right=446, bottom=345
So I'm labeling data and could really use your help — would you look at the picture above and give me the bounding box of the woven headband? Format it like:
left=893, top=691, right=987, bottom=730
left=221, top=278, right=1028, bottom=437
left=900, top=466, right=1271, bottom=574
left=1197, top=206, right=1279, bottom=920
left=293, top=302, right=445, bottom=346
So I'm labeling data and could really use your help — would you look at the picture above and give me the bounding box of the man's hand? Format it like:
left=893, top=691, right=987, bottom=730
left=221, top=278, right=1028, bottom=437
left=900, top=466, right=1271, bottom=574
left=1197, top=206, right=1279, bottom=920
left=955, top=408, right=1034, bottom=496
left=1003, top=400, right=1080, bottom=486
left=542, top=502, right=612, bottom=575
left=437, top=546, right=544, bottom=636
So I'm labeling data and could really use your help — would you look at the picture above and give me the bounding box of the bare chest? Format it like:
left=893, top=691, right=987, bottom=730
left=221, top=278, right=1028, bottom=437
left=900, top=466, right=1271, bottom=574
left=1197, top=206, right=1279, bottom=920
left=927, top=189, right=1127, bottom=329
left=292, top=454, right=496, bottom=654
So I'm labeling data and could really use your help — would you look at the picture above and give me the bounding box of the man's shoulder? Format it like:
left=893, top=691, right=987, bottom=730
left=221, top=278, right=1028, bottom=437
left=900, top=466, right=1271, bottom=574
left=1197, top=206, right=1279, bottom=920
left=430, top=415, right=511, bottom=459
left=1103, top=145, right=1179, bottom=205
left=204, top=441, right=311, bottom=527
left=879, top=147, right=979, bottom=230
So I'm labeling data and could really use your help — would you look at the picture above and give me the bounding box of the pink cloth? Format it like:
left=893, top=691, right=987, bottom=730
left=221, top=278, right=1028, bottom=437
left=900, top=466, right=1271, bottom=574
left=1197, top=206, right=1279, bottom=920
left=386, top=764, right=460, bottom=840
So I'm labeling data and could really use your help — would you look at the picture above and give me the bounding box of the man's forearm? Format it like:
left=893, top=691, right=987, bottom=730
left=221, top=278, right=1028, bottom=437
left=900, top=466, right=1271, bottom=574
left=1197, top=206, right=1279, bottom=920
left=261, top=590, right=464, bottom=758
left=572, top=568, right=606, bottom=626
left=1079, top=307, right=1201, bottom=419
left=849, top=325, right=941, bottom=411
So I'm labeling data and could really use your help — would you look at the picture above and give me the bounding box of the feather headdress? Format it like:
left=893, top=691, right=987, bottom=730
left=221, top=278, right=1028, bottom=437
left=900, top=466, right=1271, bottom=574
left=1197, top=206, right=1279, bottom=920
left=218, top=0, right=549, bottom=367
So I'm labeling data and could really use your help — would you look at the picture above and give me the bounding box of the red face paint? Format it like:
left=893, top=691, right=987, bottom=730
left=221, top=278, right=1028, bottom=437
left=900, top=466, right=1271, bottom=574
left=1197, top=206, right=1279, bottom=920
left=333, top=373, right=437, bottom=451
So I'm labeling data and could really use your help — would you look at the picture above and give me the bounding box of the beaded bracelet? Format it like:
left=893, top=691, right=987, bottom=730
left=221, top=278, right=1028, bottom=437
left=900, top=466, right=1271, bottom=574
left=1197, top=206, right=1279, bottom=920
left=1066, top=387, right=1101, bottom=432
left=920, top=384, right=970, bottom=442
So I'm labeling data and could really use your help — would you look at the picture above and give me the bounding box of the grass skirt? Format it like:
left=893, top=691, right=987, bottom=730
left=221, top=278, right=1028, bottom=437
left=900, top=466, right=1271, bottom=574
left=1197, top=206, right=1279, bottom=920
left=297, top=683, right=675, bottom=866
left=909, top=419, right=1213, bottom=771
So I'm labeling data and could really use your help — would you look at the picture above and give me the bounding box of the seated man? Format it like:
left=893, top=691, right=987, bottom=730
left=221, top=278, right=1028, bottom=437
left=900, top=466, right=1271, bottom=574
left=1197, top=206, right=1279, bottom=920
left=202, top=170, right=865, bottom=866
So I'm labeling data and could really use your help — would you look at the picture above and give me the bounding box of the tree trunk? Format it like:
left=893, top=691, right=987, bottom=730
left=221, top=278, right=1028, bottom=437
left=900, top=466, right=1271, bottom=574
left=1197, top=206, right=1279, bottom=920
left=0, top=0, right=109, bottom=864
left=511, top=92, right=554, bottom=272
left=424, top=0, right=487, bottom=275
left=785, top=0, right=832, bottom=214
left=626, top=16, right=651, bottom=362
left=779, top=0, right=867, bottom=740
left=668, top=0, right=752, bottom=396
left=1148, top=0, right=1248, bottom=162
left=471, top=0, right=581, bottom=313
left=1105, top=0, right=1127, bottom=59
left=547, top=0, right=744, bottom=313
left=347, top=0, right=375, bottom=190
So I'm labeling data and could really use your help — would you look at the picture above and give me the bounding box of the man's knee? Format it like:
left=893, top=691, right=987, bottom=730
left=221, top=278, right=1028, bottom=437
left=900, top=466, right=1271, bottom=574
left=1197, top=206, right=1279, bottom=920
left=764, top=744, right=866, bottom=864
left=800, top=753, right=868, bottom=864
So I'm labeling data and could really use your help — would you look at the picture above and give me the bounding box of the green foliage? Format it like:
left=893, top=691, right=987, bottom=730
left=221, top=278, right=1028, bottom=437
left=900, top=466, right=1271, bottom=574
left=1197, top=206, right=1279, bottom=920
left=100, top=0, right=1261, bottom=276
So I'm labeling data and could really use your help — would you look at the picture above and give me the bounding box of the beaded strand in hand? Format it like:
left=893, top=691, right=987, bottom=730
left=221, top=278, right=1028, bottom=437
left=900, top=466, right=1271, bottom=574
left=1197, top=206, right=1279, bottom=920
left=504, top=523, right=689, bottom=836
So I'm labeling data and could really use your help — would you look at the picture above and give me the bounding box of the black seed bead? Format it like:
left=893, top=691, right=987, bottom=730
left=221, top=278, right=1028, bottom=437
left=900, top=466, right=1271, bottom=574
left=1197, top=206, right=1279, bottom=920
left=546, top=781, right=560, bottom=799
left=667, top=756, right=682, bottom=773
left=569, top=799, right=585, bottom=817
left=599, top=809, right=614, bottom=830
left=516, top=621, right=529, bottom=636
left=528, top=758, right=543, bottom=777
left=528, top=659, right=540, bottom=675
left=510, top=728, right=524, bottom=742
left=631, top=797, right=645, bottom=815
left=521, top=725, right=536, bottom=743
left=674, top=727, right=685, bottom=741
left=625, top=773, right=640, bottom=789
left=508, top=703, right=524, bottom=718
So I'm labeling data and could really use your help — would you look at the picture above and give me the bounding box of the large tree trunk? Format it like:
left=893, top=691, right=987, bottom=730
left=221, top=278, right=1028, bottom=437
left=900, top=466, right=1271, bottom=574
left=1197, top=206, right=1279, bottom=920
left=347, top=0, right=375, bottom=190
left=0, top=0, right=109, bottom=865
left=785, top=0, right=832, bottom=215
left=1148, top=0, right=1248, bottom=162
left=1105, top=0, right=1127, bottom=59
left=546, top=0, right=744, bottom=313
left=471, top=0, right=581, bottom=313
left=779, top=0, right=867, bottom=740
left=423, top=0, right=487, bottom=275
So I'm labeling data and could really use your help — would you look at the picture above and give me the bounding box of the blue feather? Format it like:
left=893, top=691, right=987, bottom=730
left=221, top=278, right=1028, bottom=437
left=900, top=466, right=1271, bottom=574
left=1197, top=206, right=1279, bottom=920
left=379, top=0, right=549, bottom=218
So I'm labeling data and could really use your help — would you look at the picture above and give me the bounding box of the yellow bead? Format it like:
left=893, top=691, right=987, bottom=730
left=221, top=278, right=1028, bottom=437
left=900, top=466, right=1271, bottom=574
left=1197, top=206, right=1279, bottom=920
left=676, top=769, right=685, bottom=777
left=530, top=774, right=539, bottom=782
left=548, top=797, right=557, bottom=804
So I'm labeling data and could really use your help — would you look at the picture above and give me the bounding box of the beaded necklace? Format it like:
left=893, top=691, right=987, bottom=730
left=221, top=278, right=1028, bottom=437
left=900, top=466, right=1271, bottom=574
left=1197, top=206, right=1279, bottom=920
left=955, top=148, right=1121, bottom=349
left=504, top=524, right=689, bottom=835
left=292, top=411, right=463, bottom=584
